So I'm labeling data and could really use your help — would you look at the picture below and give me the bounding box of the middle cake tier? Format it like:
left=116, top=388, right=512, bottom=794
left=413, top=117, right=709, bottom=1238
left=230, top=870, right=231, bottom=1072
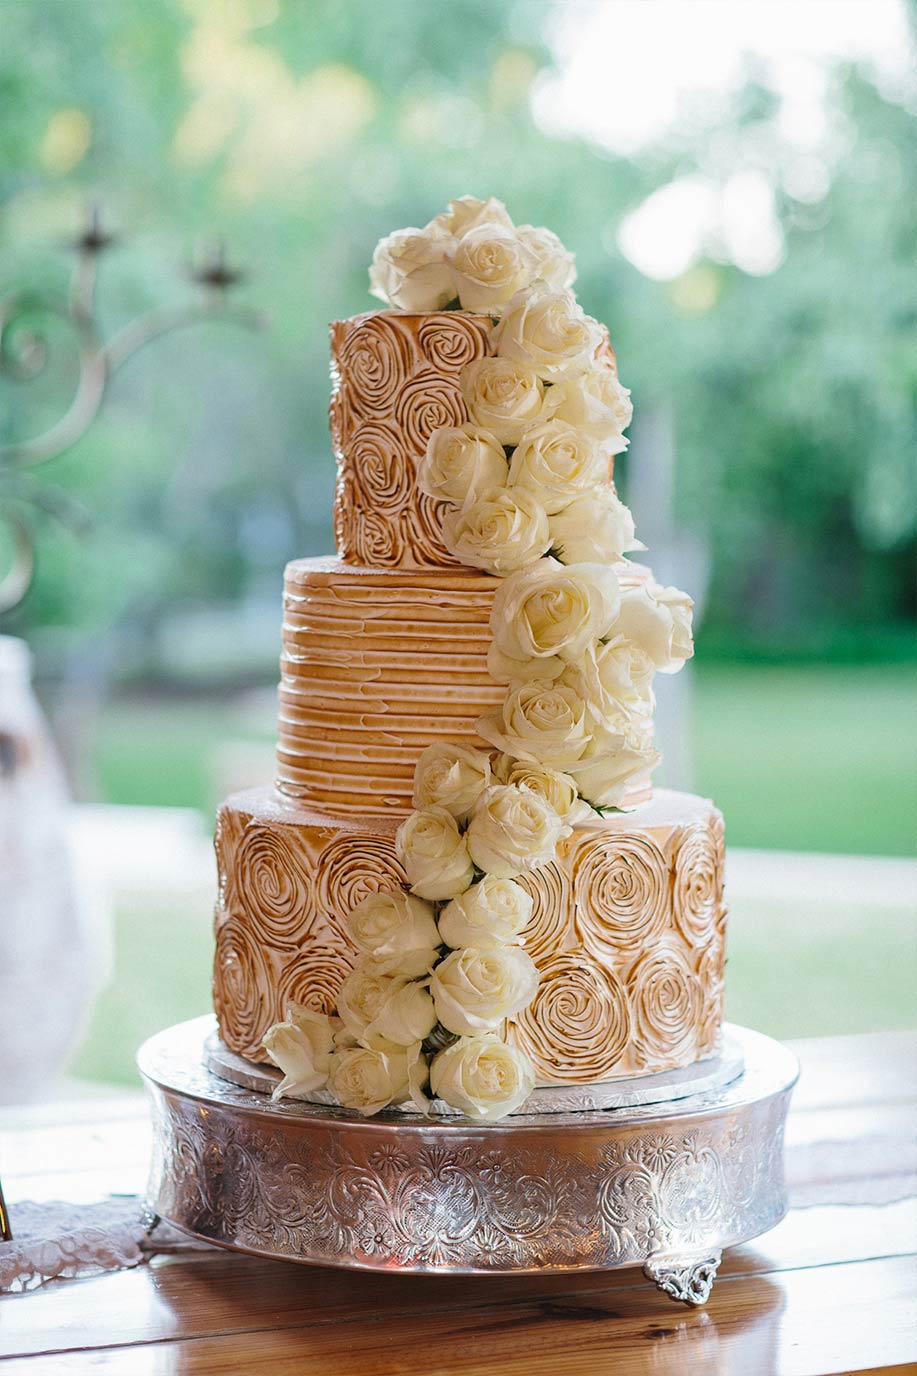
left=277, top=555, right=653, bottom=815
left=276, top=557, right=503, bottom=813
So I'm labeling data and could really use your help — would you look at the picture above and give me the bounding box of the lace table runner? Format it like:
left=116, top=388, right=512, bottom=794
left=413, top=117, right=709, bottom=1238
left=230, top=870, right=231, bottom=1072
left=0, top=1198, right=209, bottom=1293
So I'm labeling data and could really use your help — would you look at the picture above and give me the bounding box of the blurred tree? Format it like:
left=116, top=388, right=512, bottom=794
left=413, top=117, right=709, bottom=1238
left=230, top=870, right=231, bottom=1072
left=1, top=0, right=914, bottom=668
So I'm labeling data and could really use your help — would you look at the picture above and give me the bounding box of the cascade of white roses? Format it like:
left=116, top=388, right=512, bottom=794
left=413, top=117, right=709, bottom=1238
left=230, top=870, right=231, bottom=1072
left=262, top=198, right=695, bottom=1122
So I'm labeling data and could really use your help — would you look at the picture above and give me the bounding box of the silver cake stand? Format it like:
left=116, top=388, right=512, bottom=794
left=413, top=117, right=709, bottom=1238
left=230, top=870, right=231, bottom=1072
left=139, top=1016, right=798, bottom=1306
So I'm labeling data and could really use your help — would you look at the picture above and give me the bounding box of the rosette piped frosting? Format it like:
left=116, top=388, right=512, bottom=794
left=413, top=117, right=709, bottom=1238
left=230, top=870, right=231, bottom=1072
left=212, top=196, right=725, bottom=1122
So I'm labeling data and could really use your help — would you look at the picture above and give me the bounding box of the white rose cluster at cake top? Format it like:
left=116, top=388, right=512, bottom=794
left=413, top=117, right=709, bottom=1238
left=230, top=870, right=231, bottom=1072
left=369, top=195, right=576, bottom=314
left=261, top=196, right=696, bottom=1122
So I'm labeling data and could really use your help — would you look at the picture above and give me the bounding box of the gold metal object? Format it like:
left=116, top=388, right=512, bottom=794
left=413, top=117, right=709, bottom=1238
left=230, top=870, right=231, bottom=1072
left=0, top=1176, right=12, bottom=1242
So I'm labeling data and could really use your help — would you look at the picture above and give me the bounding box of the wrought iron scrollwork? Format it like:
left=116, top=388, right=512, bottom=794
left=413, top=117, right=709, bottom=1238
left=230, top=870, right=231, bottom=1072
left=0, top=205, right=264, bottom=612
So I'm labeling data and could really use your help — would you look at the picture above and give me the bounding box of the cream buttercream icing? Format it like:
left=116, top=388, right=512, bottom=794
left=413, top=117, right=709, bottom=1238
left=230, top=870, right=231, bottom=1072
left=212, top=219, right=724, bottom=1099
left=331, top=311, right=617, bottom=570
left=213, top=786, right=725, bottom=1082
left=276, top=556, right=650, bottom=815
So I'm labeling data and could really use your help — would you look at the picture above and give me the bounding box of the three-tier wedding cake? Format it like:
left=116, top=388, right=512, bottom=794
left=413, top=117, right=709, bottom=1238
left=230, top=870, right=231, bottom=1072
left=211, top=197, right=727, bottom=1123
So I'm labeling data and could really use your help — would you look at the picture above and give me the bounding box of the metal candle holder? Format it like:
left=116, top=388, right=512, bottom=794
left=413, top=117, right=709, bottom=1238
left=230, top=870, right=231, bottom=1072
left=0, top=204, right=264, bottom=612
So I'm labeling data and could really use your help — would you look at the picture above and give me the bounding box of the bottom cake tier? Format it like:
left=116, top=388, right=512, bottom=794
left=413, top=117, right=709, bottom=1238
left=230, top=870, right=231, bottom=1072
left=212, top=786, right=727, bottom=1086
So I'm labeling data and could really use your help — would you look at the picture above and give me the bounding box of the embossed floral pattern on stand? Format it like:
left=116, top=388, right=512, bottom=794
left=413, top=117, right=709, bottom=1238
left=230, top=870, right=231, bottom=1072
left=148, top=1073, right=790, bottom=1272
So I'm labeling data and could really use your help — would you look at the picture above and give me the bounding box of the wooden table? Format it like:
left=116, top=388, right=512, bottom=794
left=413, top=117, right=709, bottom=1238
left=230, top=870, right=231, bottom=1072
left=2, top=1031, right=915, bottom=1375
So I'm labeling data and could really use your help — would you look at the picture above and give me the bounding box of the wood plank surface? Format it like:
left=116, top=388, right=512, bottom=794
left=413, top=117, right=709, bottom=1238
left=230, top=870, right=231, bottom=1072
left=1, top=1256, right=914, bottom=1376
left=1, top=1031, right=915, bottom=1376
left=2, top=1197, right=916, bottom=1360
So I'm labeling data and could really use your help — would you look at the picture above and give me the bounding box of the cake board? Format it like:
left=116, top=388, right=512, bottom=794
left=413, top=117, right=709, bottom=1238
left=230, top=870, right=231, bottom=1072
left=139, top=1017, right=797, bottom=1305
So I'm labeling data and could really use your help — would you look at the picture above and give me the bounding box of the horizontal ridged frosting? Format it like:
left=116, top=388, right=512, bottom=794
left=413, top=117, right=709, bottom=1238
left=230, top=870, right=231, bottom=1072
left=275, top=556, right=653, bottom=818
left=276, top=557, right=504, bottom=814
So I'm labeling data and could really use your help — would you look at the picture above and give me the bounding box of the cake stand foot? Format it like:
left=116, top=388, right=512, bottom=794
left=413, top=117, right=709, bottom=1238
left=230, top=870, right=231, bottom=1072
left=643, top=1252, right=721, bottom=1306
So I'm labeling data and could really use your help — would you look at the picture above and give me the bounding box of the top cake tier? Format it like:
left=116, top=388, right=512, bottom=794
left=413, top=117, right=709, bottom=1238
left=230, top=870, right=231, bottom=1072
left=330, top=310, right=616, bottom=570
left=331, top=310, right=490, bottom=569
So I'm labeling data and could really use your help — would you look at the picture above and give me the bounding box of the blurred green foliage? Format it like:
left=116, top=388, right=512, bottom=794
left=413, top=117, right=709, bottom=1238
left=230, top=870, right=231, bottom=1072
left=1, top=0, right=915, bottom=659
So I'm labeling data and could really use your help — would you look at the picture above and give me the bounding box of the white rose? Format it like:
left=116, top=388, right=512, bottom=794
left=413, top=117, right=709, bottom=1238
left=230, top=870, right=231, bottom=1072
left=493, top=287, right=603, bottom=381
left=345, top=888, right=440, bottom=962
left=412, top=742, right=492, bottom=821
left=477, top=679, right=595, bottom=771
left=548, top=487, right=643, bottom=564
left=614, top=581, right=694, bottom=673
left=568, top=736, right=661, bottom=810
left=560, top=636, right=655, bottom=724
left=517, top=224, right=576, bottom=291
left=418, top=425, right=509, bottom=507
left=488, top=558, right=621, bottom=681
left=430, top=1035, right=535, bottom=1122
left=369, top=980, right=437, bottom=1046
left=542, top=365, right=633, bottom=448
left=370, top=948, right=440, bottom=979
left=369, top=224, right=457, bottom=311
left=336, top=959, right=400, bottom=1039
left=328, top=1041, right=415, bottom=1116
left=442, top=487, right=550, bottom=576
left=466, top=783, right=567, bottom=877
left=430, top=945, right=539, bottom=1035
left=262, top=1003, right=334, bottom=1100
left=396, top=807, right=475, bottom=900
left=337, top=959, right=437, bottom=1048
left=451, top=223, right=538, bottom=312
left=507, top=419, right=607, bottom=513
left=431, top=195, right=515, bottom=239
left=495, top=757, right=590, bottom=826
left=460, top=357, right=545, bottom=446
left=438, top=875, right=533, bottom=949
